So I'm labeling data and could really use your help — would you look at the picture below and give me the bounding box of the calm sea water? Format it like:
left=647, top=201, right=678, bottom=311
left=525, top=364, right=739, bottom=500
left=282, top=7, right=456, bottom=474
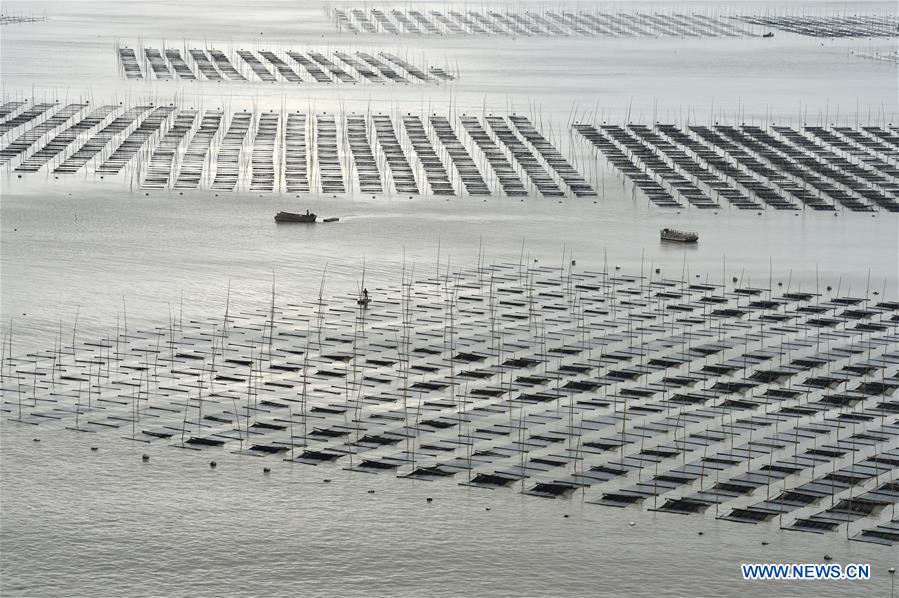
left=2, top=1, right=898, bottom=596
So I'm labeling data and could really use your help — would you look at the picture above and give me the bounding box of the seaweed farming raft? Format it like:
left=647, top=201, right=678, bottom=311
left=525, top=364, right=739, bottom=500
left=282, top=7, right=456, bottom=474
left=2, top=257, right=897, bottom=545
left=4, top=104, right=596, bottom=199
left=575, top=122, right=899, bottom=212
left=115, top=44, right=457, bottom=84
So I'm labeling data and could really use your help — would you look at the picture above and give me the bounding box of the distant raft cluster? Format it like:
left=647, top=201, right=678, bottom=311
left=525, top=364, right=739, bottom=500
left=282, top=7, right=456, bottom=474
left=1, top=102, right=594, bottom=198
left=116, top=45, right=457, bottom=83
left=575, top=123, right=899, bottom=212
left=332, top=8, right=755, bottom=37
left=733, top=14, right=899, bottom=38
left=2, top=259, right=898, bottom=545
left=0, top=11, right=46, bottom=25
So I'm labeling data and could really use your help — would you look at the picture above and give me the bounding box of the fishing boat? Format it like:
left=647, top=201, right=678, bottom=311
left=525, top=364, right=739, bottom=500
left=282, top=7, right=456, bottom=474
left=274, top=211, right=316, bottom=223
left=660, top=228, right=699, bottom=243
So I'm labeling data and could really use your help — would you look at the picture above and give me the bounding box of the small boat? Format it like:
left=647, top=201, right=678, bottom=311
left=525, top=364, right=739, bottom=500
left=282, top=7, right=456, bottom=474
left=275, top=211, right=316, bottom=223
left=660, top=228, right=699, bottom=243
left=762, top=32, right=774, bottom=38
left=323, top=217, right=339, bottom=223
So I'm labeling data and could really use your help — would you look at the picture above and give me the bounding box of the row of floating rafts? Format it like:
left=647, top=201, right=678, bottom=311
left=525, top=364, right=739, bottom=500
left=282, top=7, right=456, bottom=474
left=54, top=106, right=151, bottom=174
left=688, top=126, right=799, bottom=210
left=188, top=49, right=223, bottom=81
left=428, top=115, right=490, bottom=196
left=0, top=101, right=25, bottom=120
left=283, top=113, right=310, bottom=194
left=332, top=50, right=383, bottom=83
left=96, top=106, right=174, bottom=175
left=210, top=112, right=251, bottom=191
left=1, top=103, right=85, bottom=165
left=335, top=7, right=759, bottom=38
left=307, top=51, right=355, bottom=82
left=379, top=52, right=431, bottom=82
left=249, top=113, right=278, bottom=192
left=345, top=115, right=383, bottom=194
left=260, top=50, right=302, bottom=82
left=164, top=49, right=197, bottom=80
left=372, top=115, right=419, bottom=195
left=118, top=48, right=143, bottom=79
left=717, top=125, right=863, bottom=211
left=573, top=123, right=655, bottom=200
left=125, top=45, right=451, bottom=85
left=743, top=125, right=871, bottom=211
left=140, top=110, right=196, bottom=189
left=5, top=256, right=898, bottom=523
left=236, top=50, right=277, bottom=82
left=733, top=14, right=898, bottom=38
left=285, top=51, right=332, bottom=83
left=654, top=124, right=761, bottom=210
left=315, top=114, right=345, bottom=194
left=510, top=115, right=597, bottom=198
left=485, top=116, right=565, bottom=198
left=592, top=124, right=684, bottom=208
left=819, top=130, right=899, bottom=211
left=774, top=125, right=899, bottom=212
left=208, top=49, right=245, bottom=80
left=369, top=9, right=399, bottom=34
left=173, top=111, right=222, bottom=189
left=459, top=116, right=528, bottom=196
left=143, top=48, right=173, bottom=80
left=626, top=125, right=720, bottom=209
left=0, top=102, right=54, bottom=136
left=865, top=126, right=899, bottom=150
left=402, top=115, right=454, bottom=195
left=15, top=105, right=116, bottom=173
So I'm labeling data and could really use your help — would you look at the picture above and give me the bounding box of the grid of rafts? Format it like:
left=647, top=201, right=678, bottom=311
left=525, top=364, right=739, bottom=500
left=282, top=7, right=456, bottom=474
left=2, top=259, right=897, bottom=544
left=576, top=122, right=899, bottom=212
left=332, top=8, right=759, bottom=37
left=315, top=114, right=345, bottom=194
left=140, top=111, right=197, bottom=189
left=211, top=113, right=252, bottom=191
left=372, top=115, right=419, bottom=195
left=345, top=115, right=383, bottom=194
left=733, top=14, right=898, bottom=38
left=283, top=113, right=310, bottom=194
left=116, top=46, right=454, bottom=84
left=0, top=103, right=86, bottom=165
left=249, top=113, right=279, bottom=192
left=173, top=111, right=222, bottom=189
